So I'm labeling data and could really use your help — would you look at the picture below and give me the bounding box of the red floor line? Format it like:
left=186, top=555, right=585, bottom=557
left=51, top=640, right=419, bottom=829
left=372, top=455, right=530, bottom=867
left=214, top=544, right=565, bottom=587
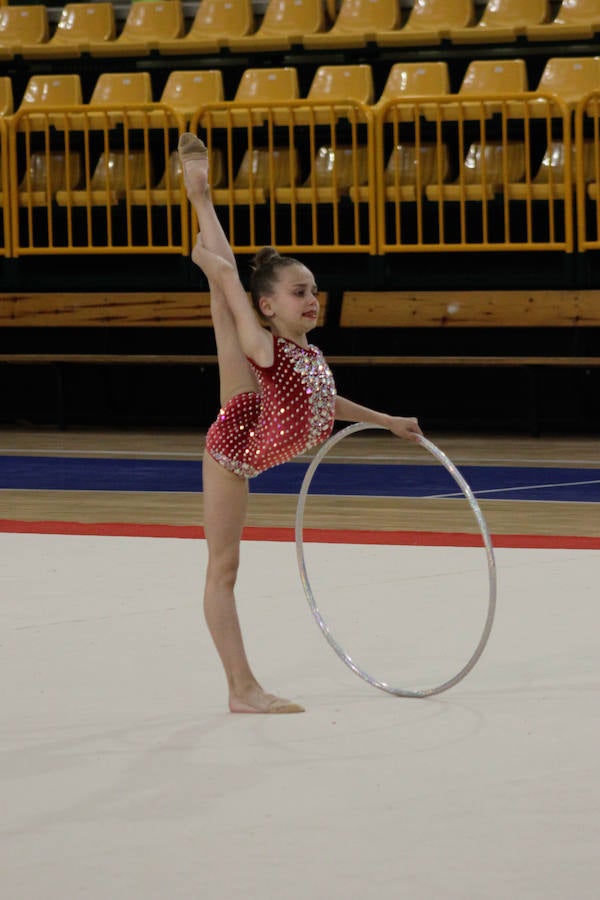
left=1, top=519, right=599, bottom=549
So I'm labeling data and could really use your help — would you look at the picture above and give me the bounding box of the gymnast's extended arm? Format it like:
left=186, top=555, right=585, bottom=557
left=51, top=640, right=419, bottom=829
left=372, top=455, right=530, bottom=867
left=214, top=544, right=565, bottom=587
left=334, top=395, right=422, bottom=441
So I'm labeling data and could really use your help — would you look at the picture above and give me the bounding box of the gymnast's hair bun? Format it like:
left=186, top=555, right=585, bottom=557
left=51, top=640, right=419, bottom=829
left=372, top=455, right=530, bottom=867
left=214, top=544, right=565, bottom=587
left=251, top=247, right=280, bottom=271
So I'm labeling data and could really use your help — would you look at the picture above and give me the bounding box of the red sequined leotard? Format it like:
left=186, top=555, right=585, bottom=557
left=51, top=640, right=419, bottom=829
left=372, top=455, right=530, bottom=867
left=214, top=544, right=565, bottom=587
left=206, top=335, right=337, bottom=478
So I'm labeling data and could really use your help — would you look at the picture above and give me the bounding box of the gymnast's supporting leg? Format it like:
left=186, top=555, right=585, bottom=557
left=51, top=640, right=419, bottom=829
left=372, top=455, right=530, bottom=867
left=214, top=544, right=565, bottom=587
left=202, top=453, right=303, bottom=713
left=179, top=134, right=304, bottom=713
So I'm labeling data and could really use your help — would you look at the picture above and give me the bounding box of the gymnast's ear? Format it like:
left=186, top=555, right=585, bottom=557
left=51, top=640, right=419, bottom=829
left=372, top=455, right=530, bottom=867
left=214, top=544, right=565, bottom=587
left=258, top=295, right=274, bottom=318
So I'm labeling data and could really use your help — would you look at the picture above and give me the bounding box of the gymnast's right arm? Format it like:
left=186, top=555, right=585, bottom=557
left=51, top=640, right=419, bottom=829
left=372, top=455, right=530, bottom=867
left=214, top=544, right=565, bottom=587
left=191, top=241, right=272, bottom=365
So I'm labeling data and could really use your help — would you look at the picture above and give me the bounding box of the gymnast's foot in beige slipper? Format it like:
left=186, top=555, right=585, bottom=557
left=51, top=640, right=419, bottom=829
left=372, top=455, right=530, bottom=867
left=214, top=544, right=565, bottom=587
left=229, top=687, right=305, bottom=714
left=177, top=132, right=209, bottom=201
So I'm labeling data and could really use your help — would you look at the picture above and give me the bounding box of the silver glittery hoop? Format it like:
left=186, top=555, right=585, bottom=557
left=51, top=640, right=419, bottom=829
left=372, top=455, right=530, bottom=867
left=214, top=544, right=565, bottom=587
left=295, top=423, right=497, bottom=698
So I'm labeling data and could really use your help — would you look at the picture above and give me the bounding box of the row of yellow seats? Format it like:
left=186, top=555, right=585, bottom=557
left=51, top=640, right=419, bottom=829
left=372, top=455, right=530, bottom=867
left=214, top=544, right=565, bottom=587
left=0, top=0, right=599, bottom=61
left=6, top=136, right=600, bottom=212
left=307, top=0, right=600, bottom=47
left=2, top=56, right=600, bottom=122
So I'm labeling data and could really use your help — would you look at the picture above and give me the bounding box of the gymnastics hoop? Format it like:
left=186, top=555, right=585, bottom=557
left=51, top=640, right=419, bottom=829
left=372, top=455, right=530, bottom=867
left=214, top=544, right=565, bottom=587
left=295, top=423, right=497, bottom=698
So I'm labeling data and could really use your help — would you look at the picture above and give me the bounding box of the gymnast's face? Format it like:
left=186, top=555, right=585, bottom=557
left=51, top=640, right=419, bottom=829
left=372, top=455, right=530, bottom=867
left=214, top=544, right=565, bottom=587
left=258, top=263, right=319, bottom=337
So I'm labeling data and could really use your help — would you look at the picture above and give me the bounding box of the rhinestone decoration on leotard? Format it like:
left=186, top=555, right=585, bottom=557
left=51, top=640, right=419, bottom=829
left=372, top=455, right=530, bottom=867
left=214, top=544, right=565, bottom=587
left=205, top=336, right=336, bottom=478
left=207, top=391, right=263, bottom=479
left=279, top=339, right=337, bottom=449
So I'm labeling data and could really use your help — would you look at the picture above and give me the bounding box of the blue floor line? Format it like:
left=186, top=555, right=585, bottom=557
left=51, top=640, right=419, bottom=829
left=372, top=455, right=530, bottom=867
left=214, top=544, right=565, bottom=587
left=1, top=456, right=600, bottom=502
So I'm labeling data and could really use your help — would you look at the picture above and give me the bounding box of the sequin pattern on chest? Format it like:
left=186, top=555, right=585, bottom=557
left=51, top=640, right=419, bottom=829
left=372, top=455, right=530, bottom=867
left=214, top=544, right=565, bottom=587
left=277, top=339, right=337, bottom=449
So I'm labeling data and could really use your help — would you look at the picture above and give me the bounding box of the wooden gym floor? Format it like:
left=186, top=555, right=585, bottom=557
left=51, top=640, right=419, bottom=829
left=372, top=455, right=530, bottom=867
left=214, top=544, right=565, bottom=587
left=1, top=426, right=599, bottom=537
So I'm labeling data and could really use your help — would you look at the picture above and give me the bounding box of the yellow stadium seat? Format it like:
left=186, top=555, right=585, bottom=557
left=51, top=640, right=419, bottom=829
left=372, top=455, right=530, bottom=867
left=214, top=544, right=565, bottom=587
left=18, top=150, right=82, bottom=206
left=20, top=74, right=82, bottom=108
left=205, top=146, right=226, bottom=191
left=130, top=149, right=226, bottom=206
left=351, top=143, right=448, bottom=203
left=380, top=143, right=451, bottom=202
left=160, top=70, right=224, bottom=126
left=373, top=61, right=450, bottom=120
left=56, top=151, right=152, bottom=206
left=426, top=142, right=526, bottom=201
left=582, top=138, right=600, bottom=200
left=85, top=72, right=155, bottom=129
left=276, top=145, right=369, bottom=204
left=130, top=150, right=181, bottom=206
left=0, top=4, right=48, bottom=59
left=451, top=0, right=550, bottom=43
left=90, top=0, right=184, bottom=57
left=213, top=147, right=298, bottom=205
left=308, top=64, right=374, bottom=103
left=528, top=0, right=600, bottom=41
left=546, top=56, right=600, bottom=108
left=289, top=65, right=373, bottom=126
left=459, top=58, right=529, bottom=94
left=0, top=156, right=5, bottom=223
left=507, top=140, right=595, bottom=199
left=90, top=72, right=153, bottom=106
left=235, top=67, right=300, bottom=103
left=376, top=0, right=474, bottom=46
left=0, top=76, right=13, bottom=115
left=376, top=61, right=450, bottom=105
left=23, top=3, right=115, bottom=59
left=441, top=59, right=529, bottom=119
left=507, top=142, right=569, bottom=199
left=160, top=0, right=254, bottom=55
left=206, top=68, right=299, bottom=128
left=533, top=57, right=600, bottom=113
left=228, top=0, right=325, bottom=51
left=18, top=74, right=82, bottom=129
left=303, top=0, right=399, bottom=50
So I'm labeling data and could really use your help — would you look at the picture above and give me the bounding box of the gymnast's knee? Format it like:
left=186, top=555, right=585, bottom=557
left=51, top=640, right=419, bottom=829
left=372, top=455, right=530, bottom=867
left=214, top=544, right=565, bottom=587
left=206, top=548, right=241, bottom=590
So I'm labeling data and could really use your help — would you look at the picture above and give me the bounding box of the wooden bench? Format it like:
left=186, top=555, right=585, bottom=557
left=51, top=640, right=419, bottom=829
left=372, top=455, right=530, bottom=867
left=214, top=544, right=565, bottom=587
left=1, top=289, right=598, bottom=431
left=334, top=290, right=600, bottom=433
left=2, top=288, right=598, bottom=328
left=0, top=291, right=221, bottom=327
left=339, top=290, right=600, bottom=328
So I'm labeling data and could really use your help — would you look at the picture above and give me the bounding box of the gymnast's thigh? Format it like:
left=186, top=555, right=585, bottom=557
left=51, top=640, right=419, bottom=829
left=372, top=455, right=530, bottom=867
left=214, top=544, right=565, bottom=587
left=202, top=451, right=249, bottom=554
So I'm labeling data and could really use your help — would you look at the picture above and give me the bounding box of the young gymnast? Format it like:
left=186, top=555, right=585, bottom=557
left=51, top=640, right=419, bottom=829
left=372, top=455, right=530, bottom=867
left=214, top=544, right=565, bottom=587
left=178, top=133, right=423, bottom=714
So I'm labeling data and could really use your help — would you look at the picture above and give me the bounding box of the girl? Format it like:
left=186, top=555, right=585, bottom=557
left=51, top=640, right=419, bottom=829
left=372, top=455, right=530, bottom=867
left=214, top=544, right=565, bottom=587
left=178, top=133, right=423, bottom=714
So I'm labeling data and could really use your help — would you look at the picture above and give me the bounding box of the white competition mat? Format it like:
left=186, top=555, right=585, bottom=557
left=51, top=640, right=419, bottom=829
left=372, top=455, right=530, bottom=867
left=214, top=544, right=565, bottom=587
left=1, top=533, right=599, bottom=900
